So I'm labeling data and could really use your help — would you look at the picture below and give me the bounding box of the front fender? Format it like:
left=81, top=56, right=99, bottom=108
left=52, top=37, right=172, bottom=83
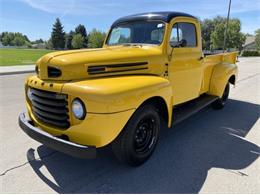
left=58, top=75, right=172, bottom=147
left=208, top=63, right=238, bottom=97
left=62, top=75, right=172, bottom=114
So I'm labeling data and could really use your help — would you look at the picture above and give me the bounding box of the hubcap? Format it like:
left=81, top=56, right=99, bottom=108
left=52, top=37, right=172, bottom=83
left=134, top=117, right=157, bottom=154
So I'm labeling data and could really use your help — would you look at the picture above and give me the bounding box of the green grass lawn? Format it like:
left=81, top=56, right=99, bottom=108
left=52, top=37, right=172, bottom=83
left=0, top=48, right=54, bottom=66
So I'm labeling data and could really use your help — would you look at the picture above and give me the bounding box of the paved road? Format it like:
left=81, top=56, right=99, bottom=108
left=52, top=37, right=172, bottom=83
left=0, top=65, right=34, bottom=76
left=0, top=57, right=259, bottom=193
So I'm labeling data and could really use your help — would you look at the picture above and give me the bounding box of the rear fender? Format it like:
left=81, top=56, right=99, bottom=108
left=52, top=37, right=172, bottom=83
left=208, top=63, right=238, bottom=97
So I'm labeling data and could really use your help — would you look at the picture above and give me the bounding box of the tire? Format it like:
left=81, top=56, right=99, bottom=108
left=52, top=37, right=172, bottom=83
left=112, top=105, right=160, bottom=166
left=212, top=83, right=230, bottom=109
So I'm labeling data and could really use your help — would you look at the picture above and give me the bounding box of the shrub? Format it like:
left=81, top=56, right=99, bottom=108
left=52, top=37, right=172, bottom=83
left=241, top=50, right=260, bottom=57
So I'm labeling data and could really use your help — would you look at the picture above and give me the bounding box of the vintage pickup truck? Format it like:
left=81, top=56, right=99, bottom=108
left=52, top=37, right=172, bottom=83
left=19, top=12, right=238, bottom=166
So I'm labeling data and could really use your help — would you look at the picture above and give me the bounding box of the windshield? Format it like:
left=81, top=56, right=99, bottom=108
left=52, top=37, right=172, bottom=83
left=107, top=21, right=165, bottom=46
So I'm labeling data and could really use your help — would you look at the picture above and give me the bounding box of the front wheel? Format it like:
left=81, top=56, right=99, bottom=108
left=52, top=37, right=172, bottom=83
left=112, top=105, right=160, bottom=166
left=212, top=83, right=230, bottom=109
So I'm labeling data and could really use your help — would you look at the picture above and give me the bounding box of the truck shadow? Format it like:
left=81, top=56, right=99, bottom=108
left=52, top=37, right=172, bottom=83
left=26, top=99, right=260, bottom=193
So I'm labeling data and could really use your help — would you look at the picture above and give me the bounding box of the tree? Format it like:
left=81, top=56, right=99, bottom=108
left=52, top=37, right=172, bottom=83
left=255, top=29, right=260, bottom=51
left=88, top=29, right=106, bottom=48
left=201, top=16, right=246, bottom=51
left=65, top=31, right=74, bottom=49
left=0, top=32, right=9, bottom=42
left=72, top=34, right=84, bottom=49
left=201, top=16, right=226, bottom=50
left=25, top=41, right=32, bottom=48
left=1, top=32, right=15, bottom=46
left=210, top=18, right=245, bottom=50
left=0, top=32, right=29, bottom=46
left=2, top=33, right=13, bottom=46
left=33, top=39, right=44, bottom=44
left=75, top=24, right=88, bottom=47
left=45, top=38, right=53, bottom=49
left=51, top=18, right=65, bottom=49
left=23, top=35, right=30, bottom=42
left=12, top=36, right=26, bottom=46
left=201, top=19, right=215, bottom=50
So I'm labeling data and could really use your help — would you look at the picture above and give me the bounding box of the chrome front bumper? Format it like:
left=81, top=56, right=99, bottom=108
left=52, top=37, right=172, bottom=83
left=18, top=112, right=96, bottom=159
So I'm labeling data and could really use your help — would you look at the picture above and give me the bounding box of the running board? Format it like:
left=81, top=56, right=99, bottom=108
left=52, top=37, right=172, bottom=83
left=172, top=95, right=218, bottom=126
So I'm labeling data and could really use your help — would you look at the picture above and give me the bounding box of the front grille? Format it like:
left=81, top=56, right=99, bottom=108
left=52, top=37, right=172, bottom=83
left=29, top=87, right=70, bottom=129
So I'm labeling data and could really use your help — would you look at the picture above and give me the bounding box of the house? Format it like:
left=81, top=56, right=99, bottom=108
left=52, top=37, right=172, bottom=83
left=32, top=43, right=46, bottom=49
left=243, top=36, right=257, bottom=51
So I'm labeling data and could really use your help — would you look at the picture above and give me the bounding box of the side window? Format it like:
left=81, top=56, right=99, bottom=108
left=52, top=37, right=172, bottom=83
left=170, top=22, right=197, bottom=47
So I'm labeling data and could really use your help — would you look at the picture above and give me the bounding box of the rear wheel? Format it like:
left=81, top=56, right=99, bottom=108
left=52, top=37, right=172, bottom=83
left=112, top=105, right=160, bottom=166
left=212, top=83, right=230, bottom=109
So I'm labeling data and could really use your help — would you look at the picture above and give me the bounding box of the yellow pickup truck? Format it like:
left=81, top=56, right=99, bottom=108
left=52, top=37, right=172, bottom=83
left=19, top=12, right=238, bottom=166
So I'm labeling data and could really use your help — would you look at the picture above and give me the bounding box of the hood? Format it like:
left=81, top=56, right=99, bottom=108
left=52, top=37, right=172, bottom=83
left=36, top=45, right=165, bottom=81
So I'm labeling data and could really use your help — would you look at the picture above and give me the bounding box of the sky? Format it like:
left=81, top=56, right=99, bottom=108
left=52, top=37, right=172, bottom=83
left=0, top=0, right=260, bottom=41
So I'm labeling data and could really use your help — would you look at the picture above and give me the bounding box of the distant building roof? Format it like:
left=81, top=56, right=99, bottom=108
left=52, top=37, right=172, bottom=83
left=243, top=36, right=255, bottom=47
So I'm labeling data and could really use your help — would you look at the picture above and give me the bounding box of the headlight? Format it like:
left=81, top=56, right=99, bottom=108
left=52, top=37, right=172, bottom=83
left=72, top=98, right=86, bottom=120
left=27, top=88, right=33, bottom=101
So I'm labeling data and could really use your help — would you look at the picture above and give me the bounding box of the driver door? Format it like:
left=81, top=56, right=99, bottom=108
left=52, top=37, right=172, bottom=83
left=168, top=19, right=203, bottom=105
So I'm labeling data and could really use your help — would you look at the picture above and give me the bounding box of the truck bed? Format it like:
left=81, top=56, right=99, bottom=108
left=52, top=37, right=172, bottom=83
left=204, top=51, right=238, bottom=64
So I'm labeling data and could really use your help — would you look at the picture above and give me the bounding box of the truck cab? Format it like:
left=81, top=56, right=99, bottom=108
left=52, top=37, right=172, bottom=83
left=19, top=12, right=238, bottom=166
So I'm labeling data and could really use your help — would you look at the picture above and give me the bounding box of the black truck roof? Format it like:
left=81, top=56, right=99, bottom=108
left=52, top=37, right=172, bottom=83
left=111, top=11, right=197, bottom=27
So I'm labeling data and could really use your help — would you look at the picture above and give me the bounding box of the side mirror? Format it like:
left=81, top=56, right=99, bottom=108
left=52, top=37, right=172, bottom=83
left=170, top=39, right=187, bottom=48
left=170, top=41, right=178, bottom=48
left=179, top=39, right=187, bottom=47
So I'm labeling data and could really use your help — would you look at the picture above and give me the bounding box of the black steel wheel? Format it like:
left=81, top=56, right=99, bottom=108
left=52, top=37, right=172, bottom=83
left=212, top=83, right=230, bottom=109
left=134, top=117, right=157, bottom=155
left=112, top=105, right=160, bottom=166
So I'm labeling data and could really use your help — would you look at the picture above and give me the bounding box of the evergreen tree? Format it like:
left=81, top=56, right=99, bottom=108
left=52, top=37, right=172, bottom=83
left=51, top=18, right=65, bottom=49
left=65, top=31, right=74, bottom=49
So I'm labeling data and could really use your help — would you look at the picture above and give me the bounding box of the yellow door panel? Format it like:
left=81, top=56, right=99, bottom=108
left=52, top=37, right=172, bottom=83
left=167, top=17, right=203, bottom=105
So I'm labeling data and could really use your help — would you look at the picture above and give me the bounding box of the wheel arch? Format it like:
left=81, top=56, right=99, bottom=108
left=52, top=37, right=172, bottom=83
left=229, top=74, right=236, bottom=85
left=208, top=63, right=238, bottom=97
left=139, top=96, right=170, bottom=126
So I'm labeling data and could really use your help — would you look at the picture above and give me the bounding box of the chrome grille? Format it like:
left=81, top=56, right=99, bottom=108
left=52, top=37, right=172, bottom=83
left=29, top=87, right=70, bottom=129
